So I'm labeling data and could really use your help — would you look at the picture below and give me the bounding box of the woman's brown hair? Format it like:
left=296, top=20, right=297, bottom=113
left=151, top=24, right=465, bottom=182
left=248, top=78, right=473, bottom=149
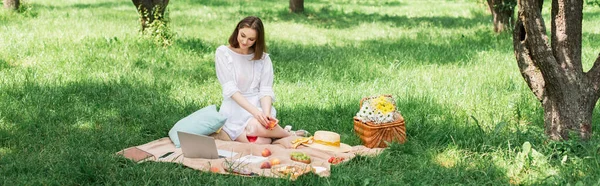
left=228, top=16, right=266, bottom=60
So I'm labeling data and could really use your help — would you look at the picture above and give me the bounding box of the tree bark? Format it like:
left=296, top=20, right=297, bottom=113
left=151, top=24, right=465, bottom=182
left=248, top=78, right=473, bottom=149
left=487, top=0, right=516, bottom=32
left=3, top=0, right=19, bottom=10
left=289, top=0, right=304, bottom=13
left=131, top=0, right=170, bottom=32
left=513, top=0, right=598, bottom=140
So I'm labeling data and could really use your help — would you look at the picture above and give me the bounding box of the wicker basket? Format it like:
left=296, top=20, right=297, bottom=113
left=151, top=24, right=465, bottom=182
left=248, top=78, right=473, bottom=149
left=353, top=95, right=406, bottom=148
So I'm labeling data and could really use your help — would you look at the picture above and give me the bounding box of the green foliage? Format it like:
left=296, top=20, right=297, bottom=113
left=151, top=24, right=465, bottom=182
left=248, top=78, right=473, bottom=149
left=494, top=0, right=517, bottom=12
left=0, top=2, right=37, bottom=22
left=1, top=0, right=599, bottom=185
left=587, top=0, right=600, bottom=7
left=143, top=17, right=175, bottom=47
left=140, top=5, right=175, bottom=47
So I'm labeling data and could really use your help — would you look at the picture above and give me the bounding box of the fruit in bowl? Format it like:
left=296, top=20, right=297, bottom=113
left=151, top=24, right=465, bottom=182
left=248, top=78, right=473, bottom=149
left=328, top=156, right=345, bottom=164
left=290, top=152, right=311, bottom=164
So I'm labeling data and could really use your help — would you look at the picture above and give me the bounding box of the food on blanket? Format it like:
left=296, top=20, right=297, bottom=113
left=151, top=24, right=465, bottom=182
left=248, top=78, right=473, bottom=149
left=260, top=161, right=272, bottom=169
left=210, top=166, right=220, bottom=173
left=328, top=156, right=345, bottom=164
left=267, top=118, right=277, bottom=130
left=271, top=165, right=302, bottom=179
left=291, top=137, right=313, bottom=149
left=271, top=164, right=313, bottom=180
left=290, top=152, right=311, bottom=164
left=270, top=158, right=281, bottom=166
left=261, top=148, right=272, bottom=157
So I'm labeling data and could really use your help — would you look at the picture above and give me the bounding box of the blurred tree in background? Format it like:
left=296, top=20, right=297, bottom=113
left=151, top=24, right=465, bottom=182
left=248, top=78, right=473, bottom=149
left=290, top=0, right=304, bottom=13
left=486, top=0, right=516, bottom=32
left=131, top=0, right=170, bottom=32
left=3, top=0, right=19, bottom=10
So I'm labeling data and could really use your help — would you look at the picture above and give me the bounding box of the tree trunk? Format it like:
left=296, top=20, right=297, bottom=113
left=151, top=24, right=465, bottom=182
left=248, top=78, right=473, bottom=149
left=513, top=0, right=600, bottom=140
left=131, top=0, right=170, bottom=32
left=3, top=0, right=19, bottom=10
left=487, top=0, right=516, bottom=32
left=289, top=0, right=304, bottom=13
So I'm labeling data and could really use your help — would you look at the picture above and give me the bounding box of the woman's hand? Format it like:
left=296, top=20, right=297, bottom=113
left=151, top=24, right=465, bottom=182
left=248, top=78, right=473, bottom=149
left=251, top=110, right=269, bottom=128
left=266, top=116, right=279, bottom=130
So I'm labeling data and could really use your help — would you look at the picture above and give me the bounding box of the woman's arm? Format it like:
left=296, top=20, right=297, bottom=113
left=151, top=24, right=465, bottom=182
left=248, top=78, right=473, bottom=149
left=258, top=54, right=275, bottom=119
left=260, top=96, right=272, bottom=116
left=231, top=92, right=269, bottom=127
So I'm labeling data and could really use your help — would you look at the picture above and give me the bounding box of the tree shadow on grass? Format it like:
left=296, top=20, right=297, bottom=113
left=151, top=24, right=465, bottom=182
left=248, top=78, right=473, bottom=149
left=240, top=5, right=489, bottom=30
left=170, top=30, right=505, bottom=84
left=174, top=37, right=216, bottom=55
left=0, top=58, right=11, bottom=70
left=196, top=0, right=484, bottom=30
left=583, top=32, right=600, bottom=48
left=30, top=1, right=132, bottom=10
left=180, top=0, right=283, bottom=7
left=0, top=77, right=213, bottom=184
left=309, top=0, right=406, bottom=7
left=268, top=28, right=505, bottom=83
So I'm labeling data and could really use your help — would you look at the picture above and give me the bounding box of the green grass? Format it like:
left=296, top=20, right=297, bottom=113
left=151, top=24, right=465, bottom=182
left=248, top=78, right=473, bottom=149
left=1, top=0, right=600, bottom=185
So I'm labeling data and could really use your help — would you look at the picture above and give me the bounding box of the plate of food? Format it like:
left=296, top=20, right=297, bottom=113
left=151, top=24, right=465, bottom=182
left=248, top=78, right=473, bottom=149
left=290, top=152, right=311, bottom=164
left=270, top=164, right=313, bottom=180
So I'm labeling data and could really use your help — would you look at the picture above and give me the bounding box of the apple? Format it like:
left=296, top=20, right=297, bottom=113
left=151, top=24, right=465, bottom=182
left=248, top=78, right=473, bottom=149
left=210, top=166, right=220, bottom=173
left=270, top=158, right=281, bottom=165
left=261, top=148, right=272, bottom=157
left=260, top=161, right=272, bottom=169
left=267, top=118, right=277, bottom=130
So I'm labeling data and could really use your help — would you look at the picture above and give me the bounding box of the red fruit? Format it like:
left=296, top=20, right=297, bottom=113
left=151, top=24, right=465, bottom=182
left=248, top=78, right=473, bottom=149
left=210, top=166, right=220, bottom=173
left=270, top=158, right=281, bottom=165
left=267, top=119, right=277, bottom=130
left=260, top=161, right=272, bottom=169
left=329, top=157, right=345, bottom=164
left=261, top=148, right=272, bottom=157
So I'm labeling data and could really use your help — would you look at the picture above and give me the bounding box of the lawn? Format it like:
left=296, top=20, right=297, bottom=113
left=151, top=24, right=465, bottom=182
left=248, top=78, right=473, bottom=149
left=1, top=0, right=600, bottom=185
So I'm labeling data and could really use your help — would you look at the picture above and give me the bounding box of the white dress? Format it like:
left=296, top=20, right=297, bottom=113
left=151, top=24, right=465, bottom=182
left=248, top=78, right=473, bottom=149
left=214, top=45, right=276, bottom=140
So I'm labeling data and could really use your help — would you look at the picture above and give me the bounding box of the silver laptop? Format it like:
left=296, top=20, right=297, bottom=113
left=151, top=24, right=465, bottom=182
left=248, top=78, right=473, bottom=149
left=177, top=131, right=236, bottom=159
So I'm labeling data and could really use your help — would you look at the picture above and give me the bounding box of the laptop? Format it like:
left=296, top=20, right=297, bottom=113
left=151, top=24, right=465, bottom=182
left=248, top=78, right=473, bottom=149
left=177, top=131, right=237, bottom=159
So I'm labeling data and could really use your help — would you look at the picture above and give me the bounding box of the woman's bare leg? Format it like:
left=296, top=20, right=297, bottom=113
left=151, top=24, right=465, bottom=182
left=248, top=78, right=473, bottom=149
left=234, top=132, right=249, bottom=143
left=235, top=131, right=272, bottom=144
left=254, top=137, right=272, bottom=144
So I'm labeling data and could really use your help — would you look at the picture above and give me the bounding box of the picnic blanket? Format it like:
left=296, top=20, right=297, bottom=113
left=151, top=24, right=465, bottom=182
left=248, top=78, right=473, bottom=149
left=116, top=136, right=384, bottom=179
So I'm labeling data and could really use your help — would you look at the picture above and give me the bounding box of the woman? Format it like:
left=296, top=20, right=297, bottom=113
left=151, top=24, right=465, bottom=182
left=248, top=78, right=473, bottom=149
left=214, top=16, right=306, bottom=144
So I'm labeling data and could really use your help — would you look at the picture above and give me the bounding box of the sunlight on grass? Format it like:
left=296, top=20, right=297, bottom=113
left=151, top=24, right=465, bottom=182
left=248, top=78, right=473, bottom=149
left=73, top=120, right=95, bottom=130
left=434, top=147, right=462, bottom=168
left=0, top=118, right=13, bottom=130
left=0, top=147, right=12, bottom=157
left=492, top=142, right=560, bottom=185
